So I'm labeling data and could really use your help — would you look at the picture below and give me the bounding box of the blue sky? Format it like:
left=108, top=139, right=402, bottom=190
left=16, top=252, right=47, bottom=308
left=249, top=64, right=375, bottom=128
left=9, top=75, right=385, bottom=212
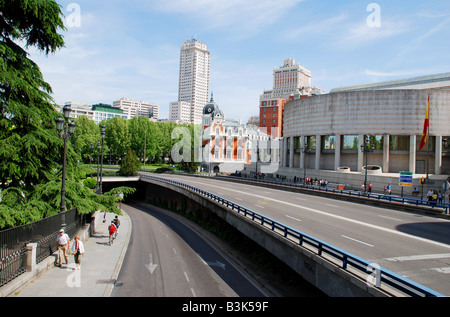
left=30, top=0, right=450, bottom=122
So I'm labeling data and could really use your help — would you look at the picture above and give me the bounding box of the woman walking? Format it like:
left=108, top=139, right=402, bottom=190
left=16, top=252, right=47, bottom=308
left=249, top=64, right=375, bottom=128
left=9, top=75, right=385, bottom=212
left=71, top=235, right=85, bottom=270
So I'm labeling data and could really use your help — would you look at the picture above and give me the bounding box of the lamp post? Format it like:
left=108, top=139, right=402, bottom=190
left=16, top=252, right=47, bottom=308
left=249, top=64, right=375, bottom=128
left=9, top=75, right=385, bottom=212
left=56, top=105, right=76, bottom=228
left=96, top=139, right=101, bottom=191
left=360, top=137, right=374, bottom=193
left=99, top=125, right=106, bottom=194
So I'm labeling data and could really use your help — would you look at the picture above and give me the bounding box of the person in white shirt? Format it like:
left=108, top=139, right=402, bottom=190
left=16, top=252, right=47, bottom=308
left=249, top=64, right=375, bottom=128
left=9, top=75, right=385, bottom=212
left=70, top=235, right=85, bottom=270
left=55, top=229, right=70, bottom=267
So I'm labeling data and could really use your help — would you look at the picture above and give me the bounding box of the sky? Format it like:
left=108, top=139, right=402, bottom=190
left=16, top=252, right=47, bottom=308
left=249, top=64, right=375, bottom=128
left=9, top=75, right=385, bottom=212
left=29, top=0, right=450, bottom=122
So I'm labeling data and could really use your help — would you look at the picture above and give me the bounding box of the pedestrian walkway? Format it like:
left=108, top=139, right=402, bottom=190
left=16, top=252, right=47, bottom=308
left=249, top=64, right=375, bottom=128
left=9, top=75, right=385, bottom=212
left=9, top=210, right=130, bottom=297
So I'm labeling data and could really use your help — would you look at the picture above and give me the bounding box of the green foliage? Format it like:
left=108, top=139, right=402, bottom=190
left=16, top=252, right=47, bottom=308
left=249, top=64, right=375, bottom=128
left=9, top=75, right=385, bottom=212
left=0, top=0, right=67, bottom=187
left=0, top=181, right=136, bottom=230
left=83, top=178, right=97, bottom=189
left=119, top=149, right=141, bottom=176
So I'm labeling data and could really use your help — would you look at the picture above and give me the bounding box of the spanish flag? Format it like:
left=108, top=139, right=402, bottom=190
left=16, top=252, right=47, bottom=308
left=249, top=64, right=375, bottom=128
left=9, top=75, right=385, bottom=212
left=419, top=95, right=429, bottom=151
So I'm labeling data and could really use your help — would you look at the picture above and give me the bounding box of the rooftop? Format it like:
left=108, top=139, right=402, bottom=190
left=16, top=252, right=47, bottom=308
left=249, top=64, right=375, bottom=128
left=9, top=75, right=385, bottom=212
left=330, top=72, right=450, bottom=93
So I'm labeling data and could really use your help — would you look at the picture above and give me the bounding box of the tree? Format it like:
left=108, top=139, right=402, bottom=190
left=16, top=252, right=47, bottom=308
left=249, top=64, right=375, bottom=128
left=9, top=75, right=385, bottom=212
left=105, top=116, right=130, bottom=164
left=119, top=149, right=141, bottom=176
left=71, top=115, right=101, bottom=163
left=0, top=0, right=66, bottom=187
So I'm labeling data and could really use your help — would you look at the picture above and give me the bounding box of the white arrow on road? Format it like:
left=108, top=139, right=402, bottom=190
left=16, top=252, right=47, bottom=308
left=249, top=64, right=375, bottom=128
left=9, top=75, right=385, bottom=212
left=206, top=260, right=226, bottom=270
left=197, top=253, right=226, bottom=270
left=145, top=253, right=158, bottom=274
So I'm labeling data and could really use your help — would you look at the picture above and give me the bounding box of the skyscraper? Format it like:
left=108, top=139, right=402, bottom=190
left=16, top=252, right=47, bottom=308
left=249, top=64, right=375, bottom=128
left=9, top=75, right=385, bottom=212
left=178, top=38, right=210, bottom=124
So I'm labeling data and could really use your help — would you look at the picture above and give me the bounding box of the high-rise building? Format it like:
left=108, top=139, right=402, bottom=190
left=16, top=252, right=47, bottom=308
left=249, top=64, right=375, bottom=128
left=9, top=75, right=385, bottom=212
left=169, top=101, right=191, bottom=123
left=259, top=58, right=324, bottom=137
left=178, top=38, right=210, bottom=124
left=113, top=97, right=159, bottom=120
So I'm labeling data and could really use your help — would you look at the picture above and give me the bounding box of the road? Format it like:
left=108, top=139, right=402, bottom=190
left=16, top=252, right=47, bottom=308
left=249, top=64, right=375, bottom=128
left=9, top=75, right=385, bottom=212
left=111, top=203, right=268, bottom=297
left=148, top=173, right=450, bottom=296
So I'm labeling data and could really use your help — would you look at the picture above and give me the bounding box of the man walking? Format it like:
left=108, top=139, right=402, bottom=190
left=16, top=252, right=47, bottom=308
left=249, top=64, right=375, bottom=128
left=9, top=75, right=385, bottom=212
left=55, top=229, right=70, bottom=267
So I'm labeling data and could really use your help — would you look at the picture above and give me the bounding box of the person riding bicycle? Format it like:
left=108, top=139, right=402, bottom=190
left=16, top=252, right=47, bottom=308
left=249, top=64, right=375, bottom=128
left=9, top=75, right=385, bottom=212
left=113, top=215, right=120, bottom=238
left=108, top=221, right=117, bottom=245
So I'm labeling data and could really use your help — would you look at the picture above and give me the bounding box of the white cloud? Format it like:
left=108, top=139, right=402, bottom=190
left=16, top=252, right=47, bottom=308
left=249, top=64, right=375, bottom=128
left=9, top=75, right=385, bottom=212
left=150, top=0, right=303, bottom=34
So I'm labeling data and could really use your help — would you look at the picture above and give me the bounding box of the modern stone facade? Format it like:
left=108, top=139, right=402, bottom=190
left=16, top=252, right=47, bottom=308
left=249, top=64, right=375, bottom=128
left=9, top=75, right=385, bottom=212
left=281, top=89, right=450, bottom=176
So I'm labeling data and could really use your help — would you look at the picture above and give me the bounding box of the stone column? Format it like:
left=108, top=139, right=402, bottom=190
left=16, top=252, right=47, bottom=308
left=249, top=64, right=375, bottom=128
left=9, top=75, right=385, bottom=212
left=315, top=135, right=321, bottom=170
left=300, top=135, right=305, bottom=169
left=289, top=137, right=294, bottom=168
left=409, top=134, right=416, bottom=173
left=435, top=135, right=442, bottom=175
left=383, top=134, right=390, bottom=173
left=334, top=134, right=341, bottom=171
left=26, top=243, right=37, bottom=272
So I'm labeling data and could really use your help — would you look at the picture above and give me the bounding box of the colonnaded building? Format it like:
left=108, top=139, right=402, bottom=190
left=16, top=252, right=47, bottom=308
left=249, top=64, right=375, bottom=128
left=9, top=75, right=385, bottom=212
left=277, top=72, right=450, bottom=193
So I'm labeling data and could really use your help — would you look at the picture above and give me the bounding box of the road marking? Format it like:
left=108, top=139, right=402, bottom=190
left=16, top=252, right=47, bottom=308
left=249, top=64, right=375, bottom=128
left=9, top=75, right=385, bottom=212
left=235, top=197, right=242, bottom=200
left=191, top=288, right=197, bottom=297
left=341, top=235, right=374, bottom=247
left=255, top=204, right=265, bottom=209
left=285, top=215, right=302, bottom=222
left=430, top=267, right=450, bottom=274
left=385, top=253, right=450, bottom=262
left=184, top=179, right=450, bottom=250
left=145, top=253, right=158, bottom=274
left=173, top=248, right=177, bottom=255
left=326, top=203, right=339, bottom=208
left=184, top=271, right=190, bottom=282
left=378, top=215, right=402, bottom=221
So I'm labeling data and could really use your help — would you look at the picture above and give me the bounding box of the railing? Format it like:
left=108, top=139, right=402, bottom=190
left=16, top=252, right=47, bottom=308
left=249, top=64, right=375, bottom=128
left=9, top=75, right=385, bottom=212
left=141, top=174, right=445, bottom=297
left=0, top=208, right=87, bottom=287
left=216, top=175, right=450, bottom=214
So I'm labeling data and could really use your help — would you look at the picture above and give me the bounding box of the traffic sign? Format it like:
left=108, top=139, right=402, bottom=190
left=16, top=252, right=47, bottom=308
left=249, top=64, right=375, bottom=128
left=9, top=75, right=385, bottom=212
left=399, top=171, right=413, bottom=187
left=443, top=181, right=450, bottom=191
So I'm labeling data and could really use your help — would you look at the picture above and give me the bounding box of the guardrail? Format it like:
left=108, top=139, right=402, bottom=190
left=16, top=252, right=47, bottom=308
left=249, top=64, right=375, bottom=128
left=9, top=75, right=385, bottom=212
left=141, top=174, right=445, bottom=297
left=215, top=175, right=450, bottom=214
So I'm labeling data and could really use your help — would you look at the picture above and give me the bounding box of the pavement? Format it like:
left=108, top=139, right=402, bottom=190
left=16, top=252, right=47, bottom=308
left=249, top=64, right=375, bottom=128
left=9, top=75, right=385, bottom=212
left=8, top=210, right=131, bottom=297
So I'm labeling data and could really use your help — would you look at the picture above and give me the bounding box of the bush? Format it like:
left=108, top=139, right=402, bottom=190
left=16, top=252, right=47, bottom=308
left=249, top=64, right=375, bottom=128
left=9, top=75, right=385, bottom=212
left=119, top=149, right=141, bottom=176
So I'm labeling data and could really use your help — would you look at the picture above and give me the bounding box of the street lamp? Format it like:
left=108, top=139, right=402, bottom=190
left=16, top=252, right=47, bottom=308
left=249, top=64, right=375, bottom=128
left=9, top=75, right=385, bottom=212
left=360, top=137, right=374, bottom=193
left=56, top=105, right=76, bottom=228
left=99, top=125, right=106, bottom=194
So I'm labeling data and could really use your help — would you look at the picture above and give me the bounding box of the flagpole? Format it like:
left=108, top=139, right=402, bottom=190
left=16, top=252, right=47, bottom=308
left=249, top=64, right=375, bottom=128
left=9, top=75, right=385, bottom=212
left=426, top=95, right=430, bottom=181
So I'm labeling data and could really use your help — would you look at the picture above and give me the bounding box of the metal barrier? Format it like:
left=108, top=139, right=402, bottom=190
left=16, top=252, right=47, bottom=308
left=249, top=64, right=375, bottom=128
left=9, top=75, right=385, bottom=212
left=216, top=175, right=450, bottom=214
left=141, top=174, right=445, bottom=297
left=0, top=208, right=86, bottom=287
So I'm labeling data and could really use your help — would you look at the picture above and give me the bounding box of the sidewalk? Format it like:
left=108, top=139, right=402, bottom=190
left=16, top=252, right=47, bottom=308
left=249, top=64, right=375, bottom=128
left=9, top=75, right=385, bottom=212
left=9, top=210, right=130, bottom=297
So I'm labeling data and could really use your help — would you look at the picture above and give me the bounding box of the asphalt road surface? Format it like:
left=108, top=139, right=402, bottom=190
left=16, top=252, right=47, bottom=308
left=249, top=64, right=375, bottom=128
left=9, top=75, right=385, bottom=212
left=111, top=203, right=268, bottom=297
left=148, top=173, right=450, bottom=296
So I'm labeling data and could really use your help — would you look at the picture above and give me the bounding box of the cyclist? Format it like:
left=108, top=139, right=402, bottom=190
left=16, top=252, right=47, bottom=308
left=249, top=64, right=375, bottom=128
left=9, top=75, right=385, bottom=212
left=108, top=221, right=116, bottom=245
left=113, top=215, right=120, bottom=239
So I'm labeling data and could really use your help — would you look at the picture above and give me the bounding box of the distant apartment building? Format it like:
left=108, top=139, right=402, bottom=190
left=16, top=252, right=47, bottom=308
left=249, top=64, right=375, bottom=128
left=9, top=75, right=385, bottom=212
left=174, top=38, right=210, bottom=124
left=113, top=97, right=159, bottom=121
left=62, top=102, right=95, bottom=121
left=259, top=58, right=324, bottom=137
left=91, top=103, right=127, bottom=124
left=169, top=101, right=191, bottom=123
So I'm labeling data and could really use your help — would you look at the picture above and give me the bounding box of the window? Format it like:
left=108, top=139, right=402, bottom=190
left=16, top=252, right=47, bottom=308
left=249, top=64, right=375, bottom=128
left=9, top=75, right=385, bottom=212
left=342, top=135, right=358, bottom=150
left=305, top=136, right=316, bottom=150
left=321, top=135, right=335, bottom=150
left=390, top=135, right=409, bottom=151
